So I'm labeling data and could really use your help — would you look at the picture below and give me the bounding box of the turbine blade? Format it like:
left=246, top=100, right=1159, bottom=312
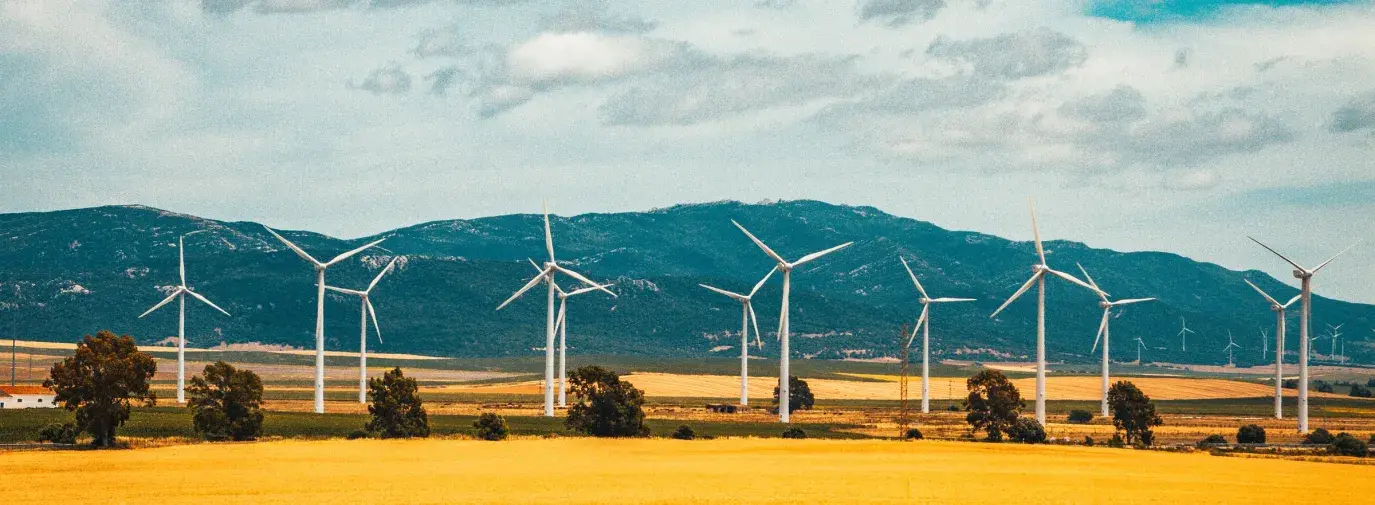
left=325, top=286, right=366, bottom=296
left=367, top=298, right=382, bottom=344
left=1076, top=263, right=1107, bottom=303
left=899, top=256, right=929, bottom=300
left=568, top=283, right=615, bottom=297
left=748, top=303, right=762, bottom=349
left=748, top=265, right=777, bottom=298
left=930, top=297, right=977, bottom=303
left=731, top=220, right=787, bottom=265
left=1247, top=236, right=1305, bottom=272
left=1092, top=308, right=1108, bottom=353
left=991, top=272, right=1042, bottom=318
left=543, top=201, right=556, bottom=264
left=1111, top=298, right=1156, bottom=306
left=263, top=225, right=321, bottom=266
left=1282, top=295, right=1301, bottom=308
left=1312, top=239, right=1362, bottom=274
left=326, top=238, right=386, bottom=267
left=555, top=299, right=567, bottom=336
left=1047, top=268, right=1102, bottom=295
left=1243, top=279, right=1282, bottom=307
left=497, top=268, right=552, bottom=311
left=185, top=289, right=231, bottom=317
left=792, top=242, right=853, bottom=267
left=178, top=236, right=186, bottom=287
left=700, top=284, right=747, bottom=301
left=367, top=257, right=400, bottom=292
left=138, top=289, right=184, bottom=318
left=1029, top=198, right=1046, bottom=266
left=906, top=305, right=928, bottom=348
left=553, top=265, right=616, bottom=298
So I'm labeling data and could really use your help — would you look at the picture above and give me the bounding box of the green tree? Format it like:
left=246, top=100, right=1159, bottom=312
left=1237, top=424, right=1266, bottom=444
left=366, top=368, right=430, bottom=438
left=1107, top=381, right=1162, bottom=447
left=1349, top=384, right=1372, bottom=398
left=565, top=366, right=649, bottom=437
left=963, top=370, right=1023, bottom=441
left=472, top=412, right=509, bottom=441
left=44, top=330, right=157, bottom=447
left=1329, top=432, right=1368, bottom=457
left=1066, top=410, right=1094, bottom=424
left=1008, top=418, right=1046, bottom=444
left=187, top=361, right=264, bottom=442
left=1302, top=428, right=1334, bottom=445
left=672, top=425, right=696, bottom=440
left=772, top=376, right=815, bottom=414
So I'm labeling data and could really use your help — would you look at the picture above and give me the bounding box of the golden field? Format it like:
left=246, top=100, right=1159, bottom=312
left=3, top=438, right=1373, bottom=504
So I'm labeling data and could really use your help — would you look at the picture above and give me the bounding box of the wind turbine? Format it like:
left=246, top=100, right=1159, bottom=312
left=732, top=220, right=852, bottom=423
left=533, top=259, right=616, bottom=408
left=1248, top=237, right=1361, bottom=432
left=990, top=199, right=1103, bottom=426
left=899, top=256, right=975, bottom=414
left=264, top=226, right=385, bottom=414
left=1134, top=337, right=1146, bottom=365
left=1261, top=328, right=1268, bottom=361
left=1178, top=317, right=1194, bottom=353
left=138, top=233, right=231, bottom=404
left=700, top=266, right=776, bottom=406
left=497, top=203, right=615, bottom=417
left=1077, top=263, right=1154, bottom=417
left=324, top=257, right=399, bottom=403
left=1224, top=332, right=1240, bottom=367
left=1243, top=278, right=1299, bottom=419
left=1326, top=324, right=1343, bottom=361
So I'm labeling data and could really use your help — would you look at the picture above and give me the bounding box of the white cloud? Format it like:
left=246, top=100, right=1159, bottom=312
left=506, top=32, right=682, bottom=85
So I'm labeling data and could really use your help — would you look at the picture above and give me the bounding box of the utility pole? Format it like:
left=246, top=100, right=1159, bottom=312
left=897, top=323, right=911, bottom=437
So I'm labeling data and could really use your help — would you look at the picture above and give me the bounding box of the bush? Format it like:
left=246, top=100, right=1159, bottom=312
left=772, top=376, right=815, bottom=414
left=188, top=361, right=264, bottom=442
left=346, top=429, right=370, bottom=440
left=1367, top=378, right=1375, bottom=388
left=473, top=413, right=509, bottom=441
left=904, top=428, right=923, bottom=441
left=1237, top=424, right=1266, bottom=444
left=1329, top=433, right=1369, bottom=457
left=963, top=370, right=1023, bottom=441
left=1107, top=434, right=1125, bottom=448
left=1282, top=379, right=1298, bottom=389
left=366, top=368, right=430, bottom=439
left=37, top=423, right=78, bottom=444
left=565, top=366, right=649, bottom=437
left=946, top=403, right=960, bottom=412
left=1083, top=436, right=1094, bottom=446
left=44, top=330, right=158, bottom=447
left=1197, top=434, right=1228, bottom=448
left=1066, top=410, right=1094, bottom=424
left=1302, top=428, right=1334, bottom=445
left=1316, top=381, right=1334, bottom=393
left=1107, top=381, right=1162, bottom=447
left=1349, top=384, right=1373, bottom=398
left=1007, top=418, right=1047, bottom=444
left=671, top=425, right=696, bottom=440
left=781, top=427, right=807, bottom=439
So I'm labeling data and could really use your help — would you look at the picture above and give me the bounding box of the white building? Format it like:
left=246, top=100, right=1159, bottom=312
left=0, top=386, right=57, bottom=409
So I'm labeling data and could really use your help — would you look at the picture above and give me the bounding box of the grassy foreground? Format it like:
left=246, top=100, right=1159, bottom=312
left=4, top=438, right=1374, bottom=504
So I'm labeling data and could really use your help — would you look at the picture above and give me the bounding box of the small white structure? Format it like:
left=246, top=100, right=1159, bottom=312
left=0, top=385, right=57, bottom=409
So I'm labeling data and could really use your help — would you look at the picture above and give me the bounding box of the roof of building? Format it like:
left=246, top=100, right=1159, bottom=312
left=0, top=385, right=55, bottom=396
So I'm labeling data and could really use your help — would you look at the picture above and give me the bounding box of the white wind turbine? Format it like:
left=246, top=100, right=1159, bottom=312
left=700, top=266, right=777, bottom=406
left=324, top=257, right=399, bottom=403
left=138, top=233, right=231, bottom=404
left=1261, top=328, right=1268, bottom=361
left=532, top=259, right=616, bottom=408
left=1224, top=332, right=1241, bottom=367
left=1249, top=237, right=1361, bottom=432
left=732, top=220, right=852, bottom=423
left=1076, top=263, right=1154, bottom=417
left=1178, top=317, right=1194, bottom=352
left=1243, top=278, right=1299, bottom=419
left=990, top=199, right=1103, bottom=426
left=899, top=257, right=975, bottom=414
left=264, top=226, right=385, bottom=414
left=497, top=203, right=615, bottom=417
left=1134, top=337, right=1147, bottom=365
left=1326, top=324, right=1343, bottom=361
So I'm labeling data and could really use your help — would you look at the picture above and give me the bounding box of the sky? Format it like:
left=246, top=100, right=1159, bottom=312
left=2, top=0, right=1374, bottom=302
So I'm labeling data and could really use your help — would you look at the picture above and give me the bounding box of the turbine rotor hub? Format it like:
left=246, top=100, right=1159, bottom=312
left=1293, top=269, right=1310, bottom=279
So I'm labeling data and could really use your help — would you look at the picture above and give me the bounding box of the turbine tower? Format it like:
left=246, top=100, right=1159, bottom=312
left=732, top=220, right=852, bottom=423
left=1248, top=237, right=1361, bottom=432
left=1243, top=278, right=1299, bottom=419
left=700, top=266, right=776, bottom=406
left=1077, top=263, right=1154, bottom=417
left=1224, top=332, right=1240, bottom=367
left=1178, top=317, right=1194, bottom=353
left=899, top=256, right=975, bottom=414
left=497, top=203, right=615, bottom=417
left=1134, top=337, right=1146, bottom=365
left=990, top=199, right=1103, bottom=426
left=264, top=226, right=384, bottom=414
left=138, top=233, right=231, bottom=404
left=324, top=257, right=400, bottom=403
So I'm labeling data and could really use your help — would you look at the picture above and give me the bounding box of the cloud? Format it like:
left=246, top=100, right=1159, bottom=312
left=541, top=2, right=657, bottom=34
left=926, top=28, right=1088, bottom=80
left=349, top=65, right=413, bottom=94
left=254, top=0, right=355, bottom=14
left=1059, top=86, right=1147, bottom=124
left=506, top=33, right=686, bottom=85
left=755, top=0, right=798, bottom=8
left=1330, top=92, right=1375, bottom=132
left=857, top=0, right=946, bottom=27
left=1162, top=169, right=1220, bottom=191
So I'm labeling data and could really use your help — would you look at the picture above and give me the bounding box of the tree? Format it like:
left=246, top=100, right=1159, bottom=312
left=187, top=361, right=264, bottom=442
left=37, top=423, right=78, bottom=444
left=44, top=330, right=157, bottom=447
left=1349, top=384, right=1372, bottom=398
left=772, top=376, right=815, bottom=414
left=1315, top=380, right=1334, bottom=393
left=781, top=427, right=807, bottom=439
left=1237, top=424, right=1266, bottom=444
left=366, top=368, right=430, bottom=438
left=472, top=412, right=509, bottom=441
left=963, top=370, right=1023, bottom=441
left=1197, top=434, right=1227, bottom=448
left=1329, top=432, right=1368, bottom=457
left=904, top=428, right=923, bottom=440
left=1067, top=410, right=1094, bottom=424
left=672, top=425, right=696, bottom=440
left=1107, top=381, right=1162, bottom=447
left=1008, top=418, right=1046, bottom=444
left=565, top=366, right=649, bottom=437
left=1302, top=428, right=1334, bottom=445
left=1367, top=378, right=1375, bottom=388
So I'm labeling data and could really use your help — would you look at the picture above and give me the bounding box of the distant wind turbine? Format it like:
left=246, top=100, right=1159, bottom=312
left=264, top=226, right=385, bottom=414
left=497, top=203, right=615, bottom=417
left=1178, top=317, right=1194, bottom=353
left=1134, top=337, right=1147, bottom=365
left=900, top=256, right=975, bottom=414
left=1077, top=263, right=1154, bottom=417
left=531, top=258, right=616, bottom=408
left=1326, top=324, right=1343, bottom=361
left=1248, top=236, right=1361, bottom=432
left=325, top=257, right=400, bottom=403
left=1224, top=332, right=1240, bottom=367
left=138, top=233, right=231, bottom=404
left=732, top=220, right=852, bottom=423
left=700, top=266, right=776, bottom=406
left=990, top=199, right=1104, bottom=426
left=1243, top=278, right=1299, bottom=419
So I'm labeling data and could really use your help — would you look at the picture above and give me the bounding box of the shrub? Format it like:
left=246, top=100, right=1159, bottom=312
left=1329, top=433, right=1369, bottom=457
left=565, top=366, right=649, bottom=437
left=1083, top=436, right=1094, bottom=446
left=473, top=413, right=509, bottom=441
left=1007, top=418, right=1046, bottom=444
left=772, top=376, right=815, bottom=414
left=1369, top=434, right=1375, bottom=446
left=1282, top=379, right=1298, bottom=389
left=671, top=425, right=696, bottom=440
left=1107, top=434, right=1125, bottom=448
left=44, top=330, right=157, bottom=447
left=904, top=428, right=923, bottom=441
left=366, top=368, right=430, bottom=439
left=1107, top=381, right=1162, bottom=447
left=781, top=427, right=807, bottom=439
left=946, top=403, right=960, bottom=412
left=1302, top=428, right=1334, bottom=445
left=1066, top=410, right=1094, bottom=424
left=188, top=361, right=264, bottom=442
left=963, top=370, right=1023, bottom=441
left=1367, top=378, right=1375, bottom=388
left=1237, top=424, right=1266, bottom=444
left=346, top=429, right=370, bottom=440
left=37, top=423, right=78, bottom=444
left=1197, top=434, right=1228, bottom=448
left=1349, top=384, right=1373, bottom=398
left=1316, top=381, right=1334, bottom=393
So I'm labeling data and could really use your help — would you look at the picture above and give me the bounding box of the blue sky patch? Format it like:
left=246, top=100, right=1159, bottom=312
left=1088, top=0, right=1356, bottom=23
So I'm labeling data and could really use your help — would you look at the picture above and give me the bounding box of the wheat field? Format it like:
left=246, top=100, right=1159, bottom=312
left=3, top=438, right=1371, bottom=504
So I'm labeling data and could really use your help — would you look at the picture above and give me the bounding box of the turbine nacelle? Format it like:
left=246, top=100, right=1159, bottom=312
left=1293, top=269, right=1310, bottom=279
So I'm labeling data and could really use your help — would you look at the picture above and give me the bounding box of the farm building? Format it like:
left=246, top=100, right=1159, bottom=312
left=0, top=385, right=57, bottom=409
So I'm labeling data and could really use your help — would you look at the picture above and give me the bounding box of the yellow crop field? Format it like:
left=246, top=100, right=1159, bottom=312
left=3, top=438, right=1372, bottom=504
